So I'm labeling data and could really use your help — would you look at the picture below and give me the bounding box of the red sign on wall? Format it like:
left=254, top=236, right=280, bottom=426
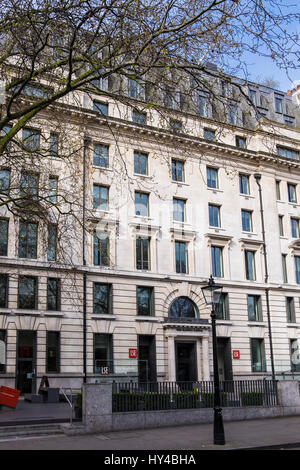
left=232, top=350, right=240, bottom=359
left=129, top=348, right=138, bottom=358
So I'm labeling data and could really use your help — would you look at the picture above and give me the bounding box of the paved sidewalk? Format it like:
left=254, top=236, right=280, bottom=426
left=0, top=410, right=300, bottom=450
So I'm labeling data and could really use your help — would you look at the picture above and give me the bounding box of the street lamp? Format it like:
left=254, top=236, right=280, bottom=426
left=201, top=274, right=225, bottom=445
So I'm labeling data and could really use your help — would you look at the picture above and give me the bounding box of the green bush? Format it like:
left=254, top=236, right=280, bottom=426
left=241, top=392, right=264, bottom=406
left=173, top=392, right=200, bottom=409
left=201, top=392, right=228, bottom=407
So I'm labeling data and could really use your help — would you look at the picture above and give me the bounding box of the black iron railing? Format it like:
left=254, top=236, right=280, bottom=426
left=112, top=380, right=279, bottom=412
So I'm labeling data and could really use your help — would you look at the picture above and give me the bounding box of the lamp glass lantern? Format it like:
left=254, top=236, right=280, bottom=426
left=201, top=275, right=223, bottom=307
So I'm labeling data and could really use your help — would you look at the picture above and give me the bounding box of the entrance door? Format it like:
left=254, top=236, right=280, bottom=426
left=175, top=342, right=197, bottom=383
left=16, top=331, right=36, bottom=394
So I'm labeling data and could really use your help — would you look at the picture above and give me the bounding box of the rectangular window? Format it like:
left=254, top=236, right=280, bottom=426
left=275, top=95, right=283, bottom=113
left=236, top=136, right=246, bottom=149
left=47, top=224, right=57, bottom=261
left=248, top=295, right=262, bottom=321
left=48, top=176, right=58, bottom=203
left=229, top=104, right=238, bottom=125
left=239, top=174, right=250, bottom=195
left=46, top=331, right=60, bottom=373
left=245, top=250, right=256, bottom=281
left=93, top=185, right=109, bottom=211
left=216, top=293, right=229, bottom=320
left=0, top=274, right=8, bottom=308
left=242, top=210, right=253, bottom=232
left=0, top=330, right=6, bottom=372
left=291, top=218, right=300, bottom=238
left=93, top=101, right=108, bottom=116
left=137, top=286, right=154, bottom=316
left=277, top=146, right=299, bottom=161
left=93, top=231, right=110, bottom=266
left=288, top=183, right=297, bottom=203
left=211, top=246, right=223, bottom=278
left=286, top=297, right=296, bottom=323
left=204, top=128, right=215, bottom=141
left=135, top=191, right=149, bottom=217
left=207, top=167, right=218, bottom=189
left=295, top=256, right=300, bottom=284
left=93, top=283, right=112, bottom=314
left=276, top=180, right=281, bottom=200
left=175, top=241, right=188, bottom=274
left=128, top=78, right=144, bottom=100
left=93, top=144, right=109, bottom=168
left=94, top=333, right=113, bottom=373
left=47, top=278, right=61, bottom=311
left=50, top=132, right=58, bottom=157
left=18, top=221, right=38, bottom=259
left=198, top=94, right=209, bottom=117
left=134, top=151, right=148, bottom=175
left=136, top=237, right=150, bottom=270
left=173, top=198, right=186, bottom=222
left=22, top=128, right=40, bottom=151
left=172, top=159, right=184, bottom=182
left=18, top=276, right=37, bottom=309
left=282, top=254, right=288, bottom=283
left=0, top=219, right=8, bottom=256
left=170, top=119, right=182, bottom=132
left=132, top=110, right=146, bottom=125
left=249, top=89, right=257, bottom=106
left=209, top=204, right=221, bottom=227
left=0, top=169, right=10, bottom=195
left=20, top=172, right=39, bottom=199
left=250, top=338, right=266, bottom=372
left=279, top=215, right=284, bottom=237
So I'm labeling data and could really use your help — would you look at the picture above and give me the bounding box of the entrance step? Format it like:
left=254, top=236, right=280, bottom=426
left=0, top=423, right=64, bottom=440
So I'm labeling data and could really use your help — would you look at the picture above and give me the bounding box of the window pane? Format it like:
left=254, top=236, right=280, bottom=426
left=175, top=241, right=187, bottom=273
left=204, top=128, right=215, bottom=141
left=282, top=254, right=288, bottom=283
left=291, top=218, right=299, bottom=238
left=93, top=231, right=109, bottom=266
left=251, top=339, right=265, bottom=372
left=50, top=133, right=58, bottom=157
left=22, top=128, right=40, bottom=151
left=136, top=237, right=150, bottom=270
left=18, top=276, right=37, bottom=309
left=169, top=296, right=198, bottom=318
left=0, top=170, right=10, bottom=195
left=207, top=167, right=218, bottom=189
left=0, top=219, right=8, bottom=256
left=137, top=287, right=153, bottom=316
left=295, top=257, right=300, bottom=284
left=18, top=221, right=38, bottom=259
left=288, top=184, right=297, bottom=203
left=0, top=275, right=8, bottom=308
left=47, top=332, right=60, bottom=373
left=47, top=278, right=60, bottom=311
left=47, top=224, right=57, bottom=261
left=93, top=144, right=108, bottom=168
left=93, top=101, right=108, bottom=115
left=93, top=185, right=108, bottom=210
left=94, top=333, right=113, bottom=373
left=132, top=110, right=146, bottom=124
left=239, top=174, right=250, bottom=195
left=172, top=160, right=184, bottom=182
left=173, top=199, right=185, bottom=222
left=20, top=172, right=39, bottom=199
left=135, top=192, right=148, bottom=216
left=211, top=246, right=223, bottom=277
left=93, top=283, right=111, bottom=314
left=242, top=210, right=252, bottom=232
left=245, top=251, right=256, bottom=280
left=48, top=176, right=58, bottom=203
left=134, top=152, right=148, bottom=175
left=209, top=205, right=220, bottom=227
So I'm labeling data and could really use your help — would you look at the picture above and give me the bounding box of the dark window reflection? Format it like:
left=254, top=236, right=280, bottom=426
left=169, top=296, right=198, bottom=318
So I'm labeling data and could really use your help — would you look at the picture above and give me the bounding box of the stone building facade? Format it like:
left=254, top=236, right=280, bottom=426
left=0, top=74, right=300, bottom=393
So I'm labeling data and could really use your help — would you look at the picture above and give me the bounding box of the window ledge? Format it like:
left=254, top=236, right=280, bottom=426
left=247, top=321, right=266, bottom=327
left=133, top=173, right=152, bottom=179
left=14, top=309, right=39, bottom=315
left=239, top=194, right=255, bottom=199
left=93, top=165, right=113, bottom=172
left=171, top=180, right=189, bottom=186
left=288, top=202, right=300, bottom=208
left=44, top=311, right=64, bottom=317
left=207, top=187, right=223, bottom=193
left=287, top=323, right=299, bottom=328
left=135, top=316, right=159, bottom=322
left=91, top=314, right=116, bottom=320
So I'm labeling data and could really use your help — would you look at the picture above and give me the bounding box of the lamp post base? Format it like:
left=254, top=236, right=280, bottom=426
left=213, top=406, right=225, bottom=445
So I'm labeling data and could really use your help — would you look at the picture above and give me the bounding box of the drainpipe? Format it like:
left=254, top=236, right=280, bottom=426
left=82, top=137, right=88, bottom=384
left=254, top=173, right=276, bottom=380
